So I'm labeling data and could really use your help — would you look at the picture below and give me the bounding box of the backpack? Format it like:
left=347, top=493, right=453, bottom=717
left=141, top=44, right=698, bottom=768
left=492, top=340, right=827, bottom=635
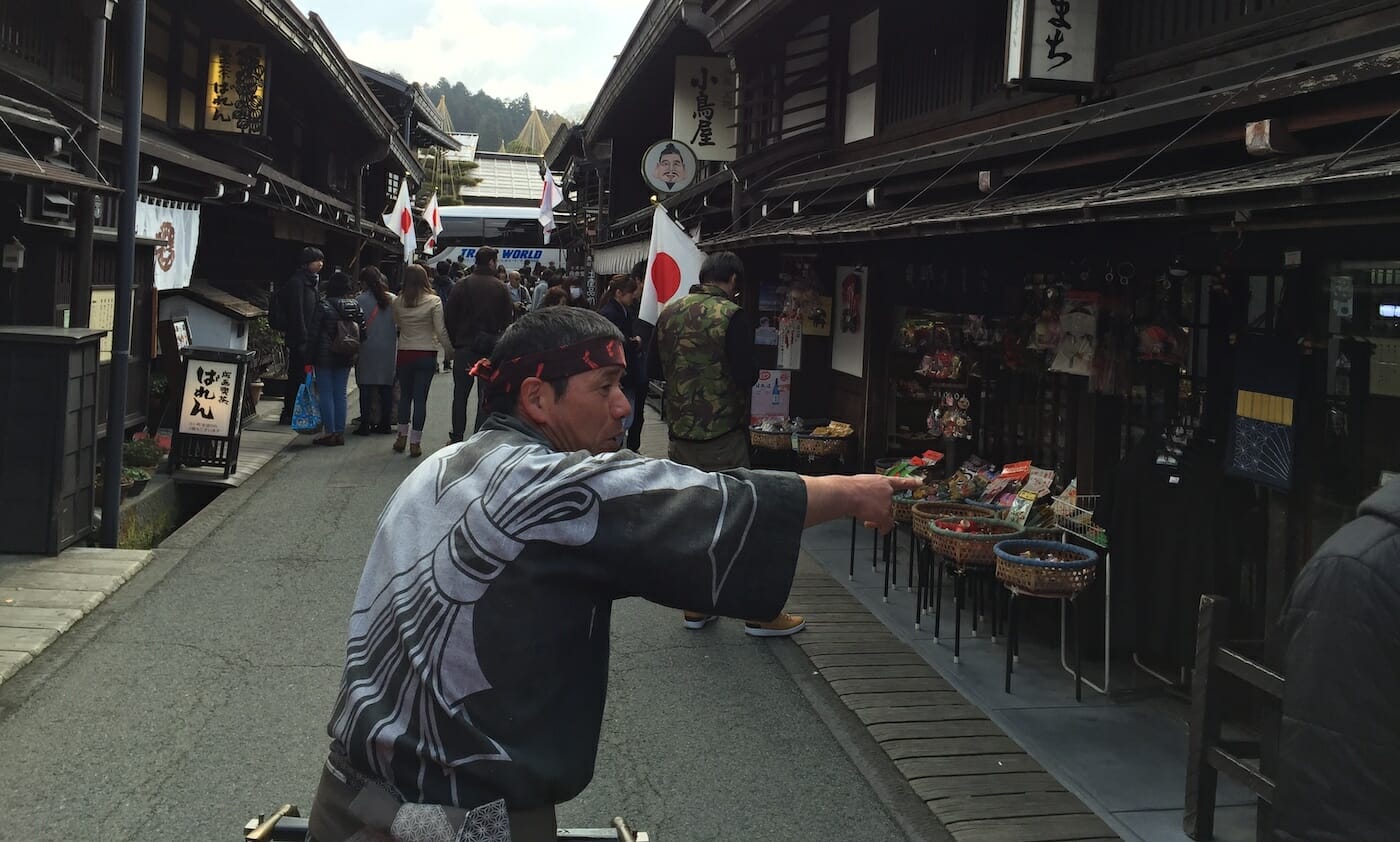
left=330, top=306, right=361, bottom=358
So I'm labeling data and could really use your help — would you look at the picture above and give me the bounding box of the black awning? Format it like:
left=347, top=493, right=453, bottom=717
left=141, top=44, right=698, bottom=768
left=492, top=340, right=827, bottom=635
left=0, top=149, right=117, bottom=192
left=703, top=142, right=1400, bottom=249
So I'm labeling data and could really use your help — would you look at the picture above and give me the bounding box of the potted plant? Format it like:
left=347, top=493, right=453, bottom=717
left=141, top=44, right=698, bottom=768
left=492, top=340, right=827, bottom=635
left=95, top=469, right=137, bottom=503
left=123, top=437, right=165, bottom=469
left=122, top=466, right=152, bottom=497
left=248, top=316, right=285, bottom=400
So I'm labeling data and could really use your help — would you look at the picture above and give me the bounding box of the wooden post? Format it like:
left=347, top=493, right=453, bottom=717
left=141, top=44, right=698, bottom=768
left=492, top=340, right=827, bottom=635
left=1184, top=594, right=1230, bottom=840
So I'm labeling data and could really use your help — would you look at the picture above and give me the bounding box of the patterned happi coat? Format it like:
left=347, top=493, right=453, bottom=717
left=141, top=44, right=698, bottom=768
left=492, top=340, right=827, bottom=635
left=326, top=414, right=806, bottom=811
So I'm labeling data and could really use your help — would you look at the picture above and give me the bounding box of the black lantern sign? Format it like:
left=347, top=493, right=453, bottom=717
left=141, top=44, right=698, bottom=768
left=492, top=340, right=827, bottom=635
left=170, top=346, right=255, bottom=478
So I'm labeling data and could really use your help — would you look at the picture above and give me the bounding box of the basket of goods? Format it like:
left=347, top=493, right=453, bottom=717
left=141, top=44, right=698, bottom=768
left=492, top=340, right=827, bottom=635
left=993, top=540, right=1099, bottom=597
left=749, top=418, right=795, bottom=451
left=928, top=517, right=1024, bottom=568
left=911, top=501, right=1000, bottom=540
left=796, top=421, right=854, bottom=457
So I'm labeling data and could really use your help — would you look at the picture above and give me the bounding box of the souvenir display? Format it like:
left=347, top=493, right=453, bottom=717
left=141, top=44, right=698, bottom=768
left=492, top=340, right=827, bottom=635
left=928, top=390, right=974, bottom=440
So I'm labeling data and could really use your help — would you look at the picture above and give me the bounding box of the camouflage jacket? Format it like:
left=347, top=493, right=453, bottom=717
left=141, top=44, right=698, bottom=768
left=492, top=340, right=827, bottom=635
left=656, top=284, right=748, bottom=441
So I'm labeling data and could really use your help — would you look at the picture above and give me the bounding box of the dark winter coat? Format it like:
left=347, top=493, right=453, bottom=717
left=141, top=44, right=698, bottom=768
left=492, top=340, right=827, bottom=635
left=306, top=296, right=367, bottom=369
left=277, top=267, right=320, bottom=349
left=1273, top=479, right=1400, bottom=841
left=598, top=300, right=643, bottom=393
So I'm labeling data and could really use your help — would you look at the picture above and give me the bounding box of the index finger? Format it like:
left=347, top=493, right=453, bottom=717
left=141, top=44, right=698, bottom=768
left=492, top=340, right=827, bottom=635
left=884, top=476, right=923, bottom=492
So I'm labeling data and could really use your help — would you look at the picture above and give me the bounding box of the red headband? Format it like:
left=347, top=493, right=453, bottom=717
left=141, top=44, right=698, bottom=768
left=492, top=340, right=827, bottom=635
left=470, top=336, right=627, bottom=399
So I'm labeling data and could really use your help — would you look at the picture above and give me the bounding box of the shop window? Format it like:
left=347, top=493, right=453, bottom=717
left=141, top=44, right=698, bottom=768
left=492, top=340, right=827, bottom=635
left=178, top=89, right=196, bottom=131
left=142, top=71, right=168, bottom=121
left=1102, top=0, right=1314, bottom=72
left=877, top=0, right=1009, bottom=131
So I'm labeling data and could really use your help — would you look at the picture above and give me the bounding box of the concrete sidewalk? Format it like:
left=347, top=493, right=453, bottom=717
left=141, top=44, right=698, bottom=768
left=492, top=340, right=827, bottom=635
left=0, top=548, right=154, bottom=684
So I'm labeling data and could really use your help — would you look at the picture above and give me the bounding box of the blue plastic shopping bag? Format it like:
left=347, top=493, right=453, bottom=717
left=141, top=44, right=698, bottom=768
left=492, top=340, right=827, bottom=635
left=291, top=372, right=321, bottom=434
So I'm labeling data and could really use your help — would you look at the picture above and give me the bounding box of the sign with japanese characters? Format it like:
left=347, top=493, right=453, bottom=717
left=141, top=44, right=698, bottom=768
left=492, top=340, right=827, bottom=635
left=178, top=360, right=238, bottom=437
left=673, top=56, right=736, bottom=162
left=205, top=39, right=268, bottom=135
left=1005, top=0, right=1100, bottom=89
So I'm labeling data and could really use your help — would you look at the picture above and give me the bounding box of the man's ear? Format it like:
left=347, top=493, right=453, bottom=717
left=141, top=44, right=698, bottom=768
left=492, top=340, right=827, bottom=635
left=516, top=377, right=552, bottom=425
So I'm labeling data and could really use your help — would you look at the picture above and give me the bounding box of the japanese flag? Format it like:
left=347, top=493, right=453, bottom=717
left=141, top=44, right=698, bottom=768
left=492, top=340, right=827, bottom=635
left=639, top=205, right=704, bottom=326
left=538, top=172, right=563, bottom=245
left=382, top=179, right=417, bottom=264
left=424, top=192, right=444, bottom=253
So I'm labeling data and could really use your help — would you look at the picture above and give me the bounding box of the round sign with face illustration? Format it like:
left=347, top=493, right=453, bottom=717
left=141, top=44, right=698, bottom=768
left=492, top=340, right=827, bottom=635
left=641, top=139, right=698, bottom=194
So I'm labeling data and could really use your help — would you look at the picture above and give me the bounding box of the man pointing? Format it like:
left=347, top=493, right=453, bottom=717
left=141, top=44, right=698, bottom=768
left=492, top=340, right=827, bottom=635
left=308, top=307, right=913, bottom=842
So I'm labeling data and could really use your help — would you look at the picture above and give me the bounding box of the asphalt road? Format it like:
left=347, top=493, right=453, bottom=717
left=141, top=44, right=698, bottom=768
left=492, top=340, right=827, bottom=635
left=0, top=370, right=909, bottom=842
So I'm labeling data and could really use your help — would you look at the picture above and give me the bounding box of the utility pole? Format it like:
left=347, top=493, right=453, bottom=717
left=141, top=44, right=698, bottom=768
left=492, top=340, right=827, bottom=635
left=100, top=0, right=145, bottom=546
left=71, top=0, right=115, bottom=328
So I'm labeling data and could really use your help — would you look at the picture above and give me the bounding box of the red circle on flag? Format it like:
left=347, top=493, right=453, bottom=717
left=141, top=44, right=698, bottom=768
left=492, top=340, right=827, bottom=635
left=653, top=252, right=682, bottom=302
left=400, top=208, right=413, bottom=235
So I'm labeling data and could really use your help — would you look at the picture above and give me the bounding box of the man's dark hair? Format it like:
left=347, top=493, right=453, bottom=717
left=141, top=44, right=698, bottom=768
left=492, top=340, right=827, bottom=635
left=436, top=261, right=451, bottom=277
left=326, top=270, right=352, bottom=297
left=475, top=246, right=499, bottom=270
left=699, top=251, right=743, bottom=286
left=631, top=260, right=647, bottom=282
left=298, top=246, right=325, bottom=267
left=485, top=308, right=624, bottom=415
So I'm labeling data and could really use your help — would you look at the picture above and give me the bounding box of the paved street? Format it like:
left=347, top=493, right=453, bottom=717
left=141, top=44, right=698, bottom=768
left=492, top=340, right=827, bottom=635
left=0, top=371, right=912, bottom=841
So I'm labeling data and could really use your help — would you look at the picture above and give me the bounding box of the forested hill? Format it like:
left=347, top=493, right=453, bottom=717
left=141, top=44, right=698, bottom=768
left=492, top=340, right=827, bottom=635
left=421, top=80, right=568, bottom=152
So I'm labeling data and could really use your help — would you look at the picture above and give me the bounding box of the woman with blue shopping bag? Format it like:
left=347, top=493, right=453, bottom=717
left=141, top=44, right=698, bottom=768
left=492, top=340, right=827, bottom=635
left=304, top=271, right=367, bottom=446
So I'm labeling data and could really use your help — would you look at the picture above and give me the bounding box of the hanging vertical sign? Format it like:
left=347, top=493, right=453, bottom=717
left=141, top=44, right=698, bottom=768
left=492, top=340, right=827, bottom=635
left=1005, top=0, right=1100, bottom=90
left=205, top=40, right=269, bottom=135
left=673, top=56, right=737, bottom=162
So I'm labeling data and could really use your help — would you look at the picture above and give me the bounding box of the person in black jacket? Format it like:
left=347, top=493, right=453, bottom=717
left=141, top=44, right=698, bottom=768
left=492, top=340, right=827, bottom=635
left=596, top=273, right=643, bottom=447
left=276, top=246, right=324, bottom=424
left=1273, top=479, right=1400, bottom=841
left=305, top=271, right=366, bottom=446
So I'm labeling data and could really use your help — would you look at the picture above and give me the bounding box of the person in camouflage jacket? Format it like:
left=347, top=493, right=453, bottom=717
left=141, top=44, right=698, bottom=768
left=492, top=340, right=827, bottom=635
left=655, top=251, right=806, bottom=638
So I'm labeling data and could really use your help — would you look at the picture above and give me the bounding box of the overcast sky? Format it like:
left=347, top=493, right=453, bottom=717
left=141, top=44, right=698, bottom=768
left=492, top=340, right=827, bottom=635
left=308, top=0, right=653, bottom=118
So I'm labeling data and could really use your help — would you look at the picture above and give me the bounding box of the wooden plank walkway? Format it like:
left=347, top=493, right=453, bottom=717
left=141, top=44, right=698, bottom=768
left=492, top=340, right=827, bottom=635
left=786, top=554, right=1120, bottom=842
left=171, top=427, right=296, bottom=488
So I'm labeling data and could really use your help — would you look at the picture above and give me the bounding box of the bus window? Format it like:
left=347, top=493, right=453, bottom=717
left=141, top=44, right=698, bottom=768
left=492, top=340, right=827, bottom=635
left=482, top=217, right=539, bottom=245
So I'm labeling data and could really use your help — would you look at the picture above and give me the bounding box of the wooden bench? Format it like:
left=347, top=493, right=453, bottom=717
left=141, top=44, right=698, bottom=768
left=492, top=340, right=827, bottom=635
left=1183, top=594, right=1284, bottom=840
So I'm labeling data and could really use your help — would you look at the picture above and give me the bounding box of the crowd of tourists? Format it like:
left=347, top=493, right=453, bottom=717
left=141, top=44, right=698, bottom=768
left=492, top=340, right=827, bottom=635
left=269, top=246, right=652, bottom=457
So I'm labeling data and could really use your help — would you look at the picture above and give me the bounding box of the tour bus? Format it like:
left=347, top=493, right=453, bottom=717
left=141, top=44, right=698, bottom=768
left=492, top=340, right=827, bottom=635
left=424, top=204, right=565, bottom=272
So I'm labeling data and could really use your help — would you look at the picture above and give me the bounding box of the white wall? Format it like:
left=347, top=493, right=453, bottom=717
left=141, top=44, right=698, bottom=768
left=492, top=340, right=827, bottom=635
left=158, top=298, right=248, bottom=352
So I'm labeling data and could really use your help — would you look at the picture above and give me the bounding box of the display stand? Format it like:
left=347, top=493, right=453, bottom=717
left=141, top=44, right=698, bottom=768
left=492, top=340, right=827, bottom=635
left=1054, top=493, right=1112, bottom=695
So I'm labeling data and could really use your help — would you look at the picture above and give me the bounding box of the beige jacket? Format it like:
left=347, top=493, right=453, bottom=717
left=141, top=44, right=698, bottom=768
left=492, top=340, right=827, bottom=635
left=391, top=294, right=452, bottom=358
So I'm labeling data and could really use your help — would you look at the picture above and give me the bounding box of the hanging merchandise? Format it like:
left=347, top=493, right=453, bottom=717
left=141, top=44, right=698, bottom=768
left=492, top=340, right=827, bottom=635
left=928, top=390, right=974, bottom=440
left=914, top=322, right=965, bottom=381
left=1024, top=276, right=1063, bottom=351
left=1138, top=261, right=1189, bottom=364
left=1224, top=335, right=1299, bottom=491
left=1091, top=290, right=1134, bottom=397
left=1050, top=291, right=1099, bottom=377
left=777, top=314, right=803, bottom=369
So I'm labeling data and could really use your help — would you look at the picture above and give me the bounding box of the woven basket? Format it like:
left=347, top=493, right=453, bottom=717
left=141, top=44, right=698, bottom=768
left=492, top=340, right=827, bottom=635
left=795, top=434, right=849, bottom=457
left=993, top=539, right=1099, bottom=597
left=911, top=501, right=998, bottom=540
left=892, top=496, right=914, bottom=524
left=749, top=428, right=791, bottom=451
left=928, top=518, right=1024, bottom=568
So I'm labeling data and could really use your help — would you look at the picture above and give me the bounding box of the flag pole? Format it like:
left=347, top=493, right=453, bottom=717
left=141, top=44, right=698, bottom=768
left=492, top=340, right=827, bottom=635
left=650, top=195, right=693, bottom=239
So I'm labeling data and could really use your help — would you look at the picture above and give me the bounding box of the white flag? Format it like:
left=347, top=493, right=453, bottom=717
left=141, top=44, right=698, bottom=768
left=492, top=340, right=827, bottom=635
left=639, top=205, right=704, bottom=326
left=424, top=192, right=444, bottom=253
left=382, top=179, right=417, bottom=264
left=538, top=172, right=563, bottom=245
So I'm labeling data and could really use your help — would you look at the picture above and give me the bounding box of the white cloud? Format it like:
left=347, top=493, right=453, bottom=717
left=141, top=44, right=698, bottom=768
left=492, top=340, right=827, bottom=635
left=325, top=0, right=652, bottom=114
